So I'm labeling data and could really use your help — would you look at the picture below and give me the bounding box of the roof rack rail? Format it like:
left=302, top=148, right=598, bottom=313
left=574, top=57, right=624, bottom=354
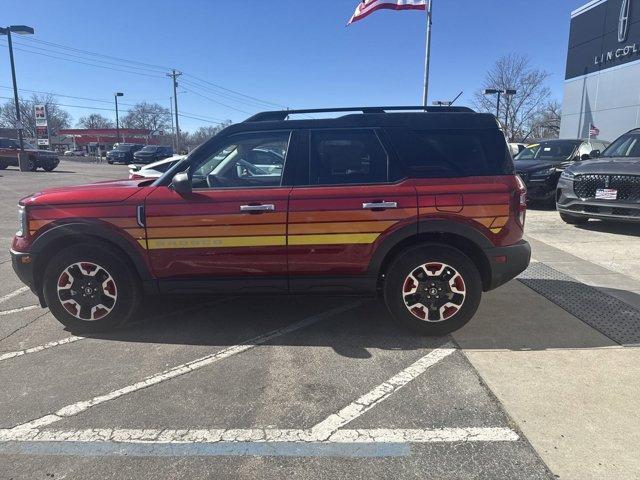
left=244, top=106, right=475, bottom=122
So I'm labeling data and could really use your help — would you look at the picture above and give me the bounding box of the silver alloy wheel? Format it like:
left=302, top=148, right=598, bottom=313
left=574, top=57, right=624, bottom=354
left=56, top=262, right=118, bottom=321
left=402, top=262, right=466, bottom=322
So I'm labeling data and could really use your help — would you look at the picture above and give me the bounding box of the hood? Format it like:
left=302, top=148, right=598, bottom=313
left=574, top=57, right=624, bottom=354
left=514, top=158, right=570, bottom=173
left=567, top=157, right=640, bottom=176
left=20, top=178, right=151, bottom=207
left=25, top=148, right=56, bottom=156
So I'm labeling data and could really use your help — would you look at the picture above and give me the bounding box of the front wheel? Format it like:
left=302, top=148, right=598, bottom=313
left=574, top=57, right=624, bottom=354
left=384, top=245, right=482, bottom=336
left=27, top=157, right=37, bottom=171
left=43, top=162, right=57, bottom=172
left=42, top=243, right=141, bottom=332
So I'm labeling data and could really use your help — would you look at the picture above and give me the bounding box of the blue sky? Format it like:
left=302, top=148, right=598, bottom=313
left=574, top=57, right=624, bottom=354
left=1, top=0, right=587, bottom=132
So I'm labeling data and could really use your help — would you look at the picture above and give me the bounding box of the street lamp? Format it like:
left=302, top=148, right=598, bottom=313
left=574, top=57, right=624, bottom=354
left=484, top=88, right=517, bottom=133
left=114, top=92, right=124, bottom=144
left=0, top=25, right=35, bottom=152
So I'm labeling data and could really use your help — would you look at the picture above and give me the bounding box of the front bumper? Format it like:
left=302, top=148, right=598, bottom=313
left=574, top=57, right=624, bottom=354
left=518, top=173, right=559, bottom=202
left=556, top=177, right=640, bottom=223
left=484, top=240, right=531, bottom=291
left=11, top=249, right=47, bottom=306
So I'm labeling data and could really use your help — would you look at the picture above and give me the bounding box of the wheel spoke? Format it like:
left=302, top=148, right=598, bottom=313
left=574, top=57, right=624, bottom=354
left=427, top=307, right=442, bottom=322
left=404, top=293, right=423, bottom=307
left=450, top=293, right=465, bottom=305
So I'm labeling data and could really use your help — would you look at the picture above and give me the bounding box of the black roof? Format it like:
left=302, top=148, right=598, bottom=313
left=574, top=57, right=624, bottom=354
left=220, top=106, right=498, bottom=135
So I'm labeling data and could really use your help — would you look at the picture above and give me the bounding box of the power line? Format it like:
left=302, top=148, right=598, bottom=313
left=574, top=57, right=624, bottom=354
left=0, top=42, right=166, bottom=79
left=21, top=36, right=171, bottom=72
left=183, top=73, right=285, bottom=109
left=181, top=86, right=252, bottom=115
left=180, top=79, right=281, bottom=111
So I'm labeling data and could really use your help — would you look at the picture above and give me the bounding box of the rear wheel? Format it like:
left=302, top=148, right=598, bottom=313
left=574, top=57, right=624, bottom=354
left=27, top=157, right=37, bottom=171
left=43, top=243, right=141, bottom=332
left=384, top=245, right=482, bottom=336
left=0, top=162, right=7, bottom=170
left=559, top=212, right=589, bottom=224
left=43, top=162, right=57, bottom=172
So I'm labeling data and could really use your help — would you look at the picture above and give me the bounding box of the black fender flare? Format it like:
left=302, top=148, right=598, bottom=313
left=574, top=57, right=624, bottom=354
left=30, top=221, right=153, bottom=282
left=367, top=220, right=494, bottom=276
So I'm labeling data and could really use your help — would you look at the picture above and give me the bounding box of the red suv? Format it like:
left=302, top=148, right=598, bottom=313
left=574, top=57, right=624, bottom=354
left=11, top=107, right=530, bottom=334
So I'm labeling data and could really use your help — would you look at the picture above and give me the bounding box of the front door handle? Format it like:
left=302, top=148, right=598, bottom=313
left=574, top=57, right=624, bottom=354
left=362, top=201, right=398, bottom=210
left=240, top=204, right=275, bottom=212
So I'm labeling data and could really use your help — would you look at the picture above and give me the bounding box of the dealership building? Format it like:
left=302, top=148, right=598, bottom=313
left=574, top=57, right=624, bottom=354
left=561, top=0, right=640, bottom=142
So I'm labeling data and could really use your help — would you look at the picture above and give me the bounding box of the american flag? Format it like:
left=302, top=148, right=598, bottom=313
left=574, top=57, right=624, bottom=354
left=589, top=123, right=600, bottom=137
left=348, top=0, right=427, bottom=25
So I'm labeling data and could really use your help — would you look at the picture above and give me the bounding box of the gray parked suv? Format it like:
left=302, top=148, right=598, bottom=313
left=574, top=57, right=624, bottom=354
left=557, top=129, right=640, bottom=223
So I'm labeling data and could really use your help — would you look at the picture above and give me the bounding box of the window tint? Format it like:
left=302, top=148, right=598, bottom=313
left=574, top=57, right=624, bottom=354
left=190, top=131, right=290, bottom=189
left=309, top=129, right=388, bottom=185
left=386, top=128, right=513, bottom=178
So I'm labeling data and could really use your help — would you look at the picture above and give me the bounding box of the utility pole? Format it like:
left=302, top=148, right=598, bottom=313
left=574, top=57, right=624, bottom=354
left=114, top=92, right=123, bottom=144
left=169, top=96, right=175, bottom=152
left=167, top=70, right=182, bottom=153
left=422, top=0, right=433, bottom=106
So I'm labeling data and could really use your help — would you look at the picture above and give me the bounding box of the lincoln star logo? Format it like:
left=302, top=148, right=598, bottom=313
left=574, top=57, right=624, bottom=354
left=619, top=0, right=631, bottom=43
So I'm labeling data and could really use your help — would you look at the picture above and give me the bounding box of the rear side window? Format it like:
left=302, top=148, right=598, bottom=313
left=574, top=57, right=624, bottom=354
left=386, top=128, right=513, bottom=178
left=309, top=129, right=389, bottom=185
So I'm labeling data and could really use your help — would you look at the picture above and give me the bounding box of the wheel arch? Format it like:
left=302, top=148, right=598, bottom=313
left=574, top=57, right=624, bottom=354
left=370, top=221, right=494, bottom=292
left=30, top=221, right=154, bottom=303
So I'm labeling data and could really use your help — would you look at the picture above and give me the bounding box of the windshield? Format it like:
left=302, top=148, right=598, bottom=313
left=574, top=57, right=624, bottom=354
left=601, top=133, right=640, bottom=158
left=140, top=146, right=159, bottom=152
left=114, top=145, right=134, bottom=151
left=515, top=141, right=579, bottom=161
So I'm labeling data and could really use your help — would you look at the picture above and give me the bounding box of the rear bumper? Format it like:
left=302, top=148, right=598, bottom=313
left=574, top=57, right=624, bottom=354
left=484, top=240, right=531, bottom=291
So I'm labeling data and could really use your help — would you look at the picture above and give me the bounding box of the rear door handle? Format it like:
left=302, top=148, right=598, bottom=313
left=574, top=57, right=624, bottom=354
left=240, top=204, right=275, bottom=212
left=362, top=201, right=398, bottom=210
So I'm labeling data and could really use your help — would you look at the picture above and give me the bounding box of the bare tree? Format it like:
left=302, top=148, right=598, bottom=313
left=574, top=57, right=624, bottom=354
left=473, top=53, right=552, bottom=141
left=0, top=94, right=71, bottom=137
left=76, top=113, right=114, bottom=129
left=121, top=102, right=171, bottom=132
left=186, top=122, right=232, bottom=148
left=525, top=101, right=561, bottom=141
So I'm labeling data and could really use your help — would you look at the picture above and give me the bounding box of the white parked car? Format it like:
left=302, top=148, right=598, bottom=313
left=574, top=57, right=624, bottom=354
left=128, top=155, right=185, bottom=179
left=63, top=148, right=86, bottom=157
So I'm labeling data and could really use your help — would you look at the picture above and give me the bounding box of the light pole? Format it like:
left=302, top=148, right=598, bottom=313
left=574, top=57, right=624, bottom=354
left=114, top=92, right=123, bottom=144
left=484, top=88, right=516, bottom=136
left=0, top=25, right=35, bottom=152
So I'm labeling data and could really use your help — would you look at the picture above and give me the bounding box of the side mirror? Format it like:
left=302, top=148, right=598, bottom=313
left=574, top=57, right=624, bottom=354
left=590, top=149, right=601, bottom=158
left=171, top=171, right=192, bottom=195
left=580, top=153, right=591, bottom=161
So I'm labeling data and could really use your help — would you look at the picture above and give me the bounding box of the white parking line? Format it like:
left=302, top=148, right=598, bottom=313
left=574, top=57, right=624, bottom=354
left=0, top=427, right=519, bottom=444
left=0, top=286, right=29, bottom=304
left=6, top=302, right=362, bottom=433
left=0, top=336, right=84, bottom=362
left=311, top=343, right=457, bottom=440
left=0, top=305, right=39, bottom=316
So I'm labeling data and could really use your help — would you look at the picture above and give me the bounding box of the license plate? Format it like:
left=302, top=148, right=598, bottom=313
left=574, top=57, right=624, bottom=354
left=595, top=188, right=617, bottom=200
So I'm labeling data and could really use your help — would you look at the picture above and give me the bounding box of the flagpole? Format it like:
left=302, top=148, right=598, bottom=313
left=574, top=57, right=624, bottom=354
left=422, top=0, right=433, bottom=106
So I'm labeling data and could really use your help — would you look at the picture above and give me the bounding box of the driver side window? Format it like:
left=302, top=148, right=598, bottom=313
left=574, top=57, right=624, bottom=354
left=191, top=131, right=290, bottom=189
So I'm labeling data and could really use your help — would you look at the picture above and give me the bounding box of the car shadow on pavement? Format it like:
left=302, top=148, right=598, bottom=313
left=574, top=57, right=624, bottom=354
left=82, top=295, right=438, bottom=359
left=76, top=276, right=640, bottom=356
left=573, top=219, right=640, bottom=237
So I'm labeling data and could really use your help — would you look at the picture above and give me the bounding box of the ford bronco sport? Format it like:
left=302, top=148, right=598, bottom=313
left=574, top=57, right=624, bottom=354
left=11, top=106, right=530, bottom=335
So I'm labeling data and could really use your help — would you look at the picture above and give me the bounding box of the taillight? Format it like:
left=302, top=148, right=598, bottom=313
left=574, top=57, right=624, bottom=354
left=515, top=175, right=527, bottom=228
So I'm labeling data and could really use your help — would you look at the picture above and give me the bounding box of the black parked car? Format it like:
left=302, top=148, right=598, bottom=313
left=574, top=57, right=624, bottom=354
left=106, top=143, right=144, bottom=164
left=557, top=129, right=640, bottom=224
left=132, top=145, right=174, bottom=164
left=514, top=139, right=610, bottom=203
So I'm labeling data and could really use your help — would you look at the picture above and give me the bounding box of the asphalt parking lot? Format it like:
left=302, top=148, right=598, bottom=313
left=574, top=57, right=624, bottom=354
left=1, top=160, right=639, bottom=479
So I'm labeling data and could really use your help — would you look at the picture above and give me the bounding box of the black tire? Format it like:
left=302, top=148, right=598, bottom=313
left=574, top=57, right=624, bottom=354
left=43, top=162, right=57, bottom=172
left=559, top=212, right=589, bottom=224
left=384, top=244, right=482, bottom=336
left=27, top=157, right=37, bottom=172
left=42, top=243, right=141, bottom=333
left=0, top=162, right=7, bottom=170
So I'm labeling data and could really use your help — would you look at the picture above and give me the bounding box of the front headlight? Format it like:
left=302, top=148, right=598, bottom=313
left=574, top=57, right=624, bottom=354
left=530, top=166, right=557, bottom=178
left=17, top=205, right=28, bottom=237
left=560, top=170, right=575, bottom=181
